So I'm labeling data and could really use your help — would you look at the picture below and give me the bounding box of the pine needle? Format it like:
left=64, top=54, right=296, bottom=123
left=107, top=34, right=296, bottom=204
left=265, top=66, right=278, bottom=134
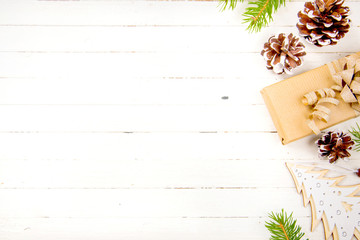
left=265, top=209, right=307, bottom=240
left=219, top=0, right=244, bottom=11
left=349, top=123, right=360, bottom=151
left=218, top=0, right=287, bottom=32
left=243, top=0, right=286, bottom=32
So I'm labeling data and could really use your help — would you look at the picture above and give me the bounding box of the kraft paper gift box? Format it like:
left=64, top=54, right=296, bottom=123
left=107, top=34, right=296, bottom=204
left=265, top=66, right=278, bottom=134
left=261, top=52, right=360, bottom=145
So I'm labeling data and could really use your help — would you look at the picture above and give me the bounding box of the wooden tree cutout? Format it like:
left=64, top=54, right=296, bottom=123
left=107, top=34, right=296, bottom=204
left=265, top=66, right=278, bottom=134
left=286, top=162, right=360, bottom=240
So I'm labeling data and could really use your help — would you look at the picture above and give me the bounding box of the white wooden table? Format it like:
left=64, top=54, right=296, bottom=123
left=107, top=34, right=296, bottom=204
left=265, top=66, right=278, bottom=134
left=0, top=0, right=359, bottom=239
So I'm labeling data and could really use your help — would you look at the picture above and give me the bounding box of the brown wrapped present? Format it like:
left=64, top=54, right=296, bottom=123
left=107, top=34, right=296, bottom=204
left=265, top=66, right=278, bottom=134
left=261, top=52, right=360, bottom=145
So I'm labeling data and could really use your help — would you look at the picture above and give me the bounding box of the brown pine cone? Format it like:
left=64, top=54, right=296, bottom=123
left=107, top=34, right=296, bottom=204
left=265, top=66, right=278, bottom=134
left=261, top=33, right=306, bottom=74
left=297, top=0, right=350, bottom=47
left=316, top=131, right=354, bottom=163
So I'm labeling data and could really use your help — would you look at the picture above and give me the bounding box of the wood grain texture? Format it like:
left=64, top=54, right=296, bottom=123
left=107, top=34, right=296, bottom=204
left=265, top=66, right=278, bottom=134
left=0, top=0, right=360, bottom=239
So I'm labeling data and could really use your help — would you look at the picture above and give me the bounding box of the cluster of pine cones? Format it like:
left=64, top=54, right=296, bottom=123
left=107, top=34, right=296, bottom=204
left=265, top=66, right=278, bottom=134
left=261, top=0, right=350, bottom=74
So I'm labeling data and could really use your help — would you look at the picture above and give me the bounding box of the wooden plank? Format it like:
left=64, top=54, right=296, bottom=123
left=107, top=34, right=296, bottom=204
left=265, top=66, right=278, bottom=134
left=0, top=132, right=307, bottom=161
left=0, top=0, right=358, bottom=29
left=0, top=105, right=276, bottom=132
left=0, top=159, right=302, bottom=189
left=1, top=126, right=359, bottom=162
left=0, top=216, right=325, bottom=240
left=0, top=188, right=321, bottom=218
left=0, top=52, right=273, bottom=79
left=0, top=25, right=358, bottom=53
left=0, top=76, right=269, bottom=105
left=2, top=157, right=360, bottom=189
left=0, top=0, right=236, bottom=26
left=0, top=52, right=347, bottom=81
left=0, top=104, right=358, bottom=132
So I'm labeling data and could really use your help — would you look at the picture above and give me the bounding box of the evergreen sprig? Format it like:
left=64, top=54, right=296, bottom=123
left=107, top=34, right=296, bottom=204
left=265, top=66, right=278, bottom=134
left=219, top=0, right=244, bottom=11
left=349, top=123, right=360, bottom=151
left=265, top=209, right=307, bottom=240
left=219, top=0, right=286, bottom=32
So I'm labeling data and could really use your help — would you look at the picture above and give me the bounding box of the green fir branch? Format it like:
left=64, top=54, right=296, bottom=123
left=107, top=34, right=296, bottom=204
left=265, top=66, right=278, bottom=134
left=349, top=123, right=360, bottom=151
left=219, top=0, right=244, bottom=11
left=243, top=0, right=286, bottom=32
left=265, top=209, right=307, bottom=240
left=219, top=0, right=286, bottom=32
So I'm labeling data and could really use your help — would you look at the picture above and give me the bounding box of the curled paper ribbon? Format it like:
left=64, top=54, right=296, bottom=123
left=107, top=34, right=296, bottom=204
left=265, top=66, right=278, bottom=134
left=327, top=56, right=360, bottom=112
left=302, top=88, right=336, bottom=105
left=303, top=55, right=360, bottom=135
left=303, top=88, right=339, bottom=134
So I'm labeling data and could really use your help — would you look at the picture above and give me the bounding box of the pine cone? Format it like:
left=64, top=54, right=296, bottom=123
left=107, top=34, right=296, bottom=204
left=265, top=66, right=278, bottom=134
left=297, top=0, right=350, bottom=47
left=316, top=131, right=354, bottom=163
left=261, top=33, right=306, bottom=74
left=356, top=168, right=360, bottom=177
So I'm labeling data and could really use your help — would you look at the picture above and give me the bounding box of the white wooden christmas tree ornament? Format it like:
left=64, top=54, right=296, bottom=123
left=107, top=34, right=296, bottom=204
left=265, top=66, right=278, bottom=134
left=286, top=162, right=360, bottom=240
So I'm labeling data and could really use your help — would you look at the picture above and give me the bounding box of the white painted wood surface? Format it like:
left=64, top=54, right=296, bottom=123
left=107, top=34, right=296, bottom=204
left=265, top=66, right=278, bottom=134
left=0, top=0, right=360, bottom=239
